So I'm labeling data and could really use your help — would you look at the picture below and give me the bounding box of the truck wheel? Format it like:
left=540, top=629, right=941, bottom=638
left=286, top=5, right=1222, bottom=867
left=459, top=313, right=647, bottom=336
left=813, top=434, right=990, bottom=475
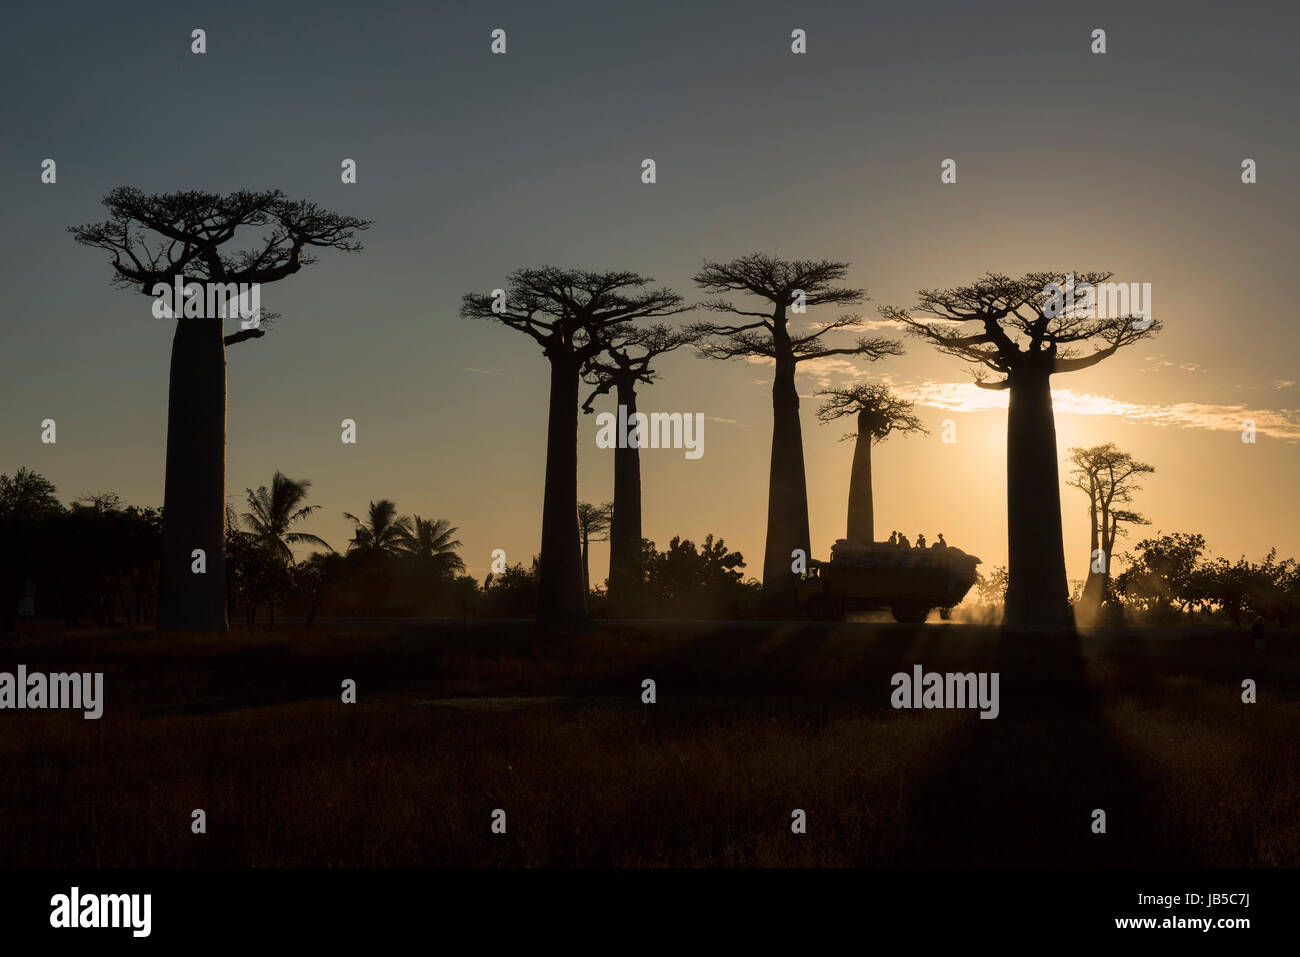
left=891, top=602, right=930, bottom=624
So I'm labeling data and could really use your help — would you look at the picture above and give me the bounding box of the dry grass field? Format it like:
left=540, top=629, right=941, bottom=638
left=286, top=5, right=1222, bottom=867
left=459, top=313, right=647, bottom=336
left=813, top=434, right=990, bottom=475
left=1, top=620, right=1296, bottom=867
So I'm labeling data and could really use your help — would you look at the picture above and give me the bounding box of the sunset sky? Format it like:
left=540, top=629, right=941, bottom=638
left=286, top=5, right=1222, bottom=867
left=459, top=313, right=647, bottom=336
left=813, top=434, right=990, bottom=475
left=2, top=0, right=1296, bottom=591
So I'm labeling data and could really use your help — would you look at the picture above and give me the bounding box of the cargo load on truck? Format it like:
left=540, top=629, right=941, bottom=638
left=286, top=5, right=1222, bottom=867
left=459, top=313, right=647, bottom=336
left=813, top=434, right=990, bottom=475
left=796, top=538, right=982, bottom=623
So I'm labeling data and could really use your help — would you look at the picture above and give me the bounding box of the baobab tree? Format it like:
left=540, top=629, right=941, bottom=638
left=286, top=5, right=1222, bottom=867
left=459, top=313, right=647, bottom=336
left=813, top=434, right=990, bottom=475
left=461, top=269, right=687, bottom=624
left=1067, top=443, right=1153, bottom=620
left=882, top=271, right=1161, bottom=629
left=816, top=384, right=926, bottom=544
left=691, top=254, right=902, bottom=617
left=70, top=188, right=369, bottom=632
left=575, top=502, right=612, bottom=595
left=581, top=324, right=701, bottom=611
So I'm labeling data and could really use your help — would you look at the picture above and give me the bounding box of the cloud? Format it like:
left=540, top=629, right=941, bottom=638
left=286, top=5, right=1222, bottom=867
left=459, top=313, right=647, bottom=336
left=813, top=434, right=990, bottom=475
left=1276, top=380, right=1296, bottom=390
left=795, top=356, right=868, bottom=386
left=1140, top=358, right=1206, bottom=374
left=706, top=416, right=747, bottom=427
left=891, top=380, right=1300, bottom=441
left=743, top=354, right=869, bottom=388
left=806, top=317, right=907, bottom=332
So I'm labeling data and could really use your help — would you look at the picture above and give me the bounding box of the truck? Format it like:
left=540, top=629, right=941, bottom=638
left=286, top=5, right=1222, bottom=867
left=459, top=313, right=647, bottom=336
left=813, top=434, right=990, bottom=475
left=794, top=540, right=982, bottom=623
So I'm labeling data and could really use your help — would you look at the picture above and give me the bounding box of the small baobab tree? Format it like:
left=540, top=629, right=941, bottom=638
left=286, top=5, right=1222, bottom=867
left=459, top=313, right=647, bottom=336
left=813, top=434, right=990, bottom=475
left=691, top=253, right=902, bottom=616
left=581, top=324, right=701, bottom=611
left=816, top=384, right=926, bottom=544
left=461, top=268, right=687, bottom=624
left=882, top=272, right=1161, bottom=629
left=1067, top=443, right=1154, bottom=620
left=575, top=502, right=613, bottom=595
left=70, top=188, right=369, bottom=632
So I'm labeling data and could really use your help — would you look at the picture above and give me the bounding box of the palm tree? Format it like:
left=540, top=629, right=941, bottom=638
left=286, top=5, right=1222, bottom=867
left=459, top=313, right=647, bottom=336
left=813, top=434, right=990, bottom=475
left=237, top=473, right=332, bottom=628
left=344, top=500, right=415, bottom=558
left=241, top=472, right=332, bottom=563
left=403, top=516, right=466, bottom=577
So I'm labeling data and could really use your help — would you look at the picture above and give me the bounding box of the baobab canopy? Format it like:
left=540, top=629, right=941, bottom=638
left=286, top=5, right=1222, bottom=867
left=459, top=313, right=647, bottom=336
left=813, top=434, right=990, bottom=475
left=882, top=270, right=1161, bottom=631
left=70, top=188, right=371, bottom=633
left=880, top=271, right=1162, bottom=389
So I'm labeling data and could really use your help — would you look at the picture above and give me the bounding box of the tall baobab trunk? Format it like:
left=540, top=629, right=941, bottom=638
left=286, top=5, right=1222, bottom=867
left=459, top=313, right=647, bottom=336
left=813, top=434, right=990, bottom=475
left=1096, top=512, right=1119, bottom=604
left=607, top=377, right=643, bottom=612
left=580, top=528, right=591, bottom=595
left=1003, top=368, right=1073, bottom=630
left=761, top=336, right=812, bottom=618
left=1077, top=489, right=1104, bottom=620
left=537, top=354, right=587, bottom=624
left=157, top=317, right=229, bottom=632
left=846, top=411, right=875, bottom=542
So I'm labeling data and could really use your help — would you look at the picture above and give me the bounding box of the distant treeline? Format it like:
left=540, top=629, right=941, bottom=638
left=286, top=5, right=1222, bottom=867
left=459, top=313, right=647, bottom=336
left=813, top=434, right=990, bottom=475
left=971, top=530, right=1300, bottom=628
left=0, top=472, right=161, bottom=628
left=0, top=468, right=758, bottom=628
left=2, top=467, right=1293, bottom=629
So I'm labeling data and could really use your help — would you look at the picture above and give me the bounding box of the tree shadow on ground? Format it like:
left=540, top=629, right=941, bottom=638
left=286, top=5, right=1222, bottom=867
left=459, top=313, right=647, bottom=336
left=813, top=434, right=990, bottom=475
left=890, top=629, right=1179, bottom=866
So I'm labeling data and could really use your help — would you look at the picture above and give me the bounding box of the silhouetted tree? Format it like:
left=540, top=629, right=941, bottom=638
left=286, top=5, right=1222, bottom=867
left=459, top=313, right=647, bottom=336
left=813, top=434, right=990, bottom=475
left=237, top=472, right=332, bottom=626
left=883, top=272, right=1161, bottom=629
left=1115, top=531, right=1205, bottom=619
left=345, top=500, right=415, bottom=558
left=816, top=384, right=926, bottom=544
left=0, top=469, right=63, bottom=628
left=1067, top=444, right=1153, bottom=619
left=974, top=564, right=1009, bottom=608
left=691, top=254, right=902, bottom=616
left=462, top=268, right=687, bottom=624
left=581, top=324, right=701, bottom=610
left=340, top=500, right=413, bottom=613
left=242, top=472, right=332, bottom=563
left=482, top=558, right=542, bottom=617
left=0, top=474, right=163, bottom=629
left=642, top=534, right=758, bottom=619
left=402, top=517, right=465, bottom=577
left=70, top=189, right=368, bottom=633
left=397, top=516, right=466, bottom=611
left=46, top=496, right=161, bottom=626
left=293, top=552, right=346, bottom=627
left=1193, top=549, right=1299, bottom=626
left=0, top=467, right=61, bottom=518
left=77, top=492, right=122, bottom=512
left=575, top=502, right=612, bottom=595
left=225, top=503, right=258, bottom=622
